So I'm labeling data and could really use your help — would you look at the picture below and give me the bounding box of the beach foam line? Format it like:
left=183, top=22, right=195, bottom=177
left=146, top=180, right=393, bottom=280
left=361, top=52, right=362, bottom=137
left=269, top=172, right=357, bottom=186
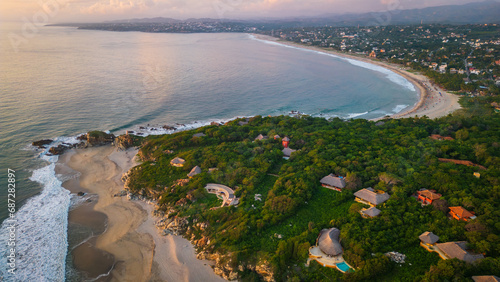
left=0, top=163, right=70, bottom=281
left=392, top=104, right=409, bottom=114
left=248, top=34, right=416, bottom=92
left=0, top=135, right=88, bottom=281
left=128, top=115, right=252, bottom=137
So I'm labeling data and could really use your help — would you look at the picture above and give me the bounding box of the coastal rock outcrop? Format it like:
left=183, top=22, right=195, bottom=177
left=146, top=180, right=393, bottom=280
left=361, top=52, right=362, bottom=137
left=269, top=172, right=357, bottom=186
left=115, top=134, right=134, bottom=150
left=85, top=131, right=115, bottom=147
left=32, top=139, right=53, bottom=148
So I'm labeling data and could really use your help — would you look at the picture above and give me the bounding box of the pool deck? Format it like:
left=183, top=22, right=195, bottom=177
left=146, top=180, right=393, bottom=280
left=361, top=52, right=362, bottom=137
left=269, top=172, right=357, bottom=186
left=307, top=246, right=355, bottom=273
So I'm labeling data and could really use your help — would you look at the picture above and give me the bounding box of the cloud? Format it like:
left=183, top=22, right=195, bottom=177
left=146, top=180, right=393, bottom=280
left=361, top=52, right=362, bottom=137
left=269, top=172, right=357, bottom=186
left=0, top=0, right=488, bottom=22
left=80, top=0, right=153, bottom=15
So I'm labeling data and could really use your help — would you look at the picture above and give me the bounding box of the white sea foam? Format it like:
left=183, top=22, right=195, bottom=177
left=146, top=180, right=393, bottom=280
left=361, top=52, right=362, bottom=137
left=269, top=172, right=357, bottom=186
left=37, top=135, right=83, bottom=162
left=345, top=112, right=369, bottom=119
left=249, top=34, right=416, bottom=92
left=129, top=116, right=249, bottom=137
left=0, top=163, right=70, bottom=281
left=392, top=104, right=409, bottom=114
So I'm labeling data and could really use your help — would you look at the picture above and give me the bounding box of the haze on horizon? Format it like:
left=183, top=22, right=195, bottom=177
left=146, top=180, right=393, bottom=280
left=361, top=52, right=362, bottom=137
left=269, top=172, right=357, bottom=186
left=0, top=0, right=491, bottom=23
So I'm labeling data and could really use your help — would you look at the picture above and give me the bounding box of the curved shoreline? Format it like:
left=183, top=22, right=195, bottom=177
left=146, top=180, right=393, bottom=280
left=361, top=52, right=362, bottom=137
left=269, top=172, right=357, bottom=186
left=58, top=146, right=226, bottom=282
left=251, top=34, right=461, bottom=120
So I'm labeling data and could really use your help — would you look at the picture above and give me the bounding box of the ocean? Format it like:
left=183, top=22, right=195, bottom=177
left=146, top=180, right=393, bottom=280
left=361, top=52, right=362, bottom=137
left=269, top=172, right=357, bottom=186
left=0, top=22, right=418, bottom=281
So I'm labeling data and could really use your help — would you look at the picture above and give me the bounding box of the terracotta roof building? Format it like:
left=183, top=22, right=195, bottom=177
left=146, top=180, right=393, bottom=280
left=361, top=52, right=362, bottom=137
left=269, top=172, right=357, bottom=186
left=317, top=228, right=343, bottom=257
left=417, top=189, right=442, bottom=205
left=449, top=206, right=476, bottom=221
left=435, top=241, right=484, bottom=263
left=430, top=134, right=454, bottom=141
left=354, top=188, right=390, bottom=206
left=320, top=174, right=346, bottom=192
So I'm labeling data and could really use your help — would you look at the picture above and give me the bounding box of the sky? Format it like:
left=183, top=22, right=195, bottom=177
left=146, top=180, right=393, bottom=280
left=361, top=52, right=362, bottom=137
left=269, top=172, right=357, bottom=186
left=0, top=0, right=490, bottom=23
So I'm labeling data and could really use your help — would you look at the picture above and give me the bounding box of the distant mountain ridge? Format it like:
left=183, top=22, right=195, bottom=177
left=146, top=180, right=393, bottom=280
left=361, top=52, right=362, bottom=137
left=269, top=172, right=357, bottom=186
left=59, top=1, right=500, bottom=27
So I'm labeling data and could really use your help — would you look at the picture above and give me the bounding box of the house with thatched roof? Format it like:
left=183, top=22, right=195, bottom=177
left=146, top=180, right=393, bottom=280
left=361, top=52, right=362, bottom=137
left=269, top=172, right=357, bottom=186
left=317, top=228, right=343, bottom=257
left=282, top=147, right=296, bottom=159
left=238, top=118, right=249, bottom=126
left=254, top=134, right=267, bottom=141
left=360, top=207, right=381, bottom=218
left=449, top=206, right=476, bottom=221
left=320, top=174, right=346, bottom=192
left=187, top=166, right=202, bottom=178
left=419, top=231, right=439, bottom=246
left=472, top=276, right=500, bottom=282
left=435, top=241, right=484, bottom=263
left=354, top=188, right=390, bottom=206
left=170, top=157, right=186, bottom=167
left=417, top=189, right=442, bottom=205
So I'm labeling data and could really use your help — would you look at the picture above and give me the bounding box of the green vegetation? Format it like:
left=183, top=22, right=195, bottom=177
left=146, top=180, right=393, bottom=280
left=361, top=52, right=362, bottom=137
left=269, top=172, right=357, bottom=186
left=127, top=96, right=500, bottom=281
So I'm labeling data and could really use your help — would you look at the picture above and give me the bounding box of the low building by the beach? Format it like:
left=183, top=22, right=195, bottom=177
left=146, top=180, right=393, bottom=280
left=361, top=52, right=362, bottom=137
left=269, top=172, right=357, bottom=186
left=354, top=188, right=390, bottom=206
left=205, top=184, right=239, bottom=207
left=417, top=189, right=442, bottom=205
left=435, top=241, right=484, bottom=263
left=360, top=206, right=381, bottom=218
left=187, top=166, right=202, bottom=178
left=320, top=174, right=346, bottom=192
left=170, top=157, right=186, bottom=167
left=449, top=206, right=477, bottom=221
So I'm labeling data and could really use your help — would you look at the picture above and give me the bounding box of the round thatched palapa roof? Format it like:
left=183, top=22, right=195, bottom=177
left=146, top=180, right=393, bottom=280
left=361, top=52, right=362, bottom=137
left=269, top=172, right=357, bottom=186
left=318, top=228, right=343, bottom=256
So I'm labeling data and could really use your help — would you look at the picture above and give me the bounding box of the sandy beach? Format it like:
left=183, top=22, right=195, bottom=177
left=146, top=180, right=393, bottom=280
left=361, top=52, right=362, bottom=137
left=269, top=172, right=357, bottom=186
left=253, top=34, right=462, bottom=120
left=57, top=146, right=226, bottom=282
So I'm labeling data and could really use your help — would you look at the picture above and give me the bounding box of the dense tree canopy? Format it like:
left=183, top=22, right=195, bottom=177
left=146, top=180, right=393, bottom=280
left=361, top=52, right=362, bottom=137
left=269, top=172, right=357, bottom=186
left=127, top=96, right=500, bottom=281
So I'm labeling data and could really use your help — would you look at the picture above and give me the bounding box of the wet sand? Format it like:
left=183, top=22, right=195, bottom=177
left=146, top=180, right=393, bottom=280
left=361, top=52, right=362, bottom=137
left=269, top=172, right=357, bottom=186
left=58, top=146, right=226, bottom=282
left=252, top=34, right=462, bottom=120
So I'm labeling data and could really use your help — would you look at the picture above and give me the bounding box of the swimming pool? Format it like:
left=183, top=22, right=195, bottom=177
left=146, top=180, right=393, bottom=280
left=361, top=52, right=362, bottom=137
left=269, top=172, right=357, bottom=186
left=336, top=262, right=351, bottom=272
